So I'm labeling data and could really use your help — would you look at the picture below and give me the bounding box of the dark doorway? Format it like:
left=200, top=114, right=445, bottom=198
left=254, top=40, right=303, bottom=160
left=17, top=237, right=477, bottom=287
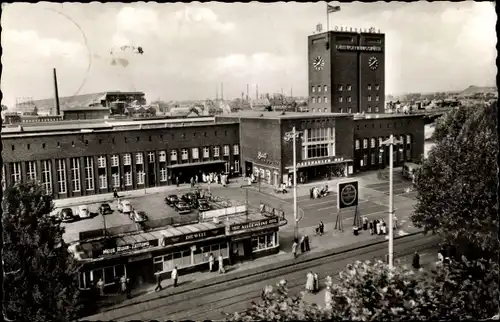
left=245, top=161, right=253, bottom=177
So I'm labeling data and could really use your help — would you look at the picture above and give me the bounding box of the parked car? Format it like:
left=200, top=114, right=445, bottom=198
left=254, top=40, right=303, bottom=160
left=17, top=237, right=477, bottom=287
left=174, top=201, right=192, bottom=214
left=182, top=192, right=199, bottom=208
left=165, top=194, right=179, bottom=206
left=99, top=203, right=112, bottom=215
left=59, top=208, right=75, bottom=222
left=117, top=200, right=133, bottom=215
left=77, top=205, right=91, bottom=219
left=197, top=199, right=211, bottom=212
left=131, top=210, right=148, bottom=223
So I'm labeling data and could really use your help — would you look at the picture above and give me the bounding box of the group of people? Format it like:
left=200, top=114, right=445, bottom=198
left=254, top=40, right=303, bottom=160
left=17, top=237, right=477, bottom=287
left=305, top=271, right=320, bottom=293
left=292, top=235, right=311, bottom=258
left=203, top=172, right=229, bottom=186
left=208, top=253, right=226, bottom=274
left=365, top=216, right=398, bottom=235
left=309, top=184, right=329, bottom=199
left=155, top=266, right=179, bottom=292
left=95, top=274, right=131, bottom=299
left=315, top=221, right=325, bottom=236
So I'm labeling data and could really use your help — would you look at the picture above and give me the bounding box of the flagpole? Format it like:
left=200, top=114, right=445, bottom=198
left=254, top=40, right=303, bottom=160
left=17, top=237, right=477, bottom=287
left=326, top=6, right=329, bottom=32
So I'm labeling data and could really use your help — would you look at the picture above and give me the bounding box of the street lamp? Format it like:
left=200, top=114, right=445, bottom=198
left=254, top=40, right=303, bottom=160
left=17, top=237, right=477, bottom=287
left=379, top=134, right=403, bottom=269
left=142, top=172, right=146, bottom=194
left=284, top=126, right=304, bottom=241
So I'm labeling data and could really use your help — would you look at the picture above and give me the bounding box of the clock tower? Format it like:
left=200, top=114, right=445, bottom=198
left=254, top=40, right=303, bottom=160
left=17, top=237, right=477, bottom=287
left=308, top=28, right=385, bottom=114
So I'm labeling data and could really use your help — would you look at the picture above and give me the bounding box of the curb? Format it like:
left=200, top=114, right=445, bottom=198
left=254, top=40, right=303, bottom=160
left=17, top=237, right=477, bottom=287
left=96, top=230, right=424, bottom=314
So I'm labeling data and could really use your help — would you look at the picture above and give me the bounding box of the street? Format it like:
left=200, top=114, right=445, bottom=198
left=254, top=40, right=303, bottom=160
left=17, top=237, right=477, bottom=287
left=84, top=232, right=440, bottom=321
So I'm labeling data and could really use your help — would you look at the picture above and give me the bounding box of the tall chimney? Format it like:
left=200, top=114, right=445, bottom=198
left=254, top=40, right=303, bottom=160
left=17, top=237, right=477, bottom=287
left=256, top=84, right=259, bottom=100
left=216, top=84, right=219, bottom=101
left=53, top=68, right=61, bottom=116
left=246, top=84, right=249, bottom=101
left=221, top=82, right=224, bottom=100
left=291, top=86, right=293, bottom=98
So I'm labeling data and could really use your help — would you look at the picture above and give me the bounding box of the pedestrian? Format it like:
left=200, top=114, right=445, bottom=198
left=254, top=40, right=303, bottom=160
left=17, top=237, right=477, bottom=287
left=362, top=216, right=368, bottom=230
left=319, top=221, right=324, bottom=235
left=154, top=273, right=162, bottom=292
left=195, top=174, right=198, bottom=185
left=305, top=271, right=314, bottom=293
left=190, top=177, right=194, bottom=187
left=376, top=220, right=381, bottom=235
left=120, top=275, right=127, bottom=293
left=313, top=272, right=319, bottom=293
left=369, top=221, right=374, bottom=235
left=171, top=266, right=178, bottom=287
left=309, top=188, right=313, bottom=199
left=436, top=251, right=444, bottom=267
left=325, top=285, right=333, bottom=311
left=113, top=188, right=119, bottom=199
left=292, top=240, right=298, bottom=258
left=97, top=278, right=105, bottom=296
left=382, top=221, right=387, bottom=234
left=208, top=253, right=215, bottom=272
left=126, top=277, right=131, bottom=299
left=300, top=235, right=305, bottom=253
left=393, top=215, right=398, bottom=229
left=304, top=235, right=310, bottom=251
left=176, top=176, right=179, bottom=187
left=218, top=255, right=225, bottom=274
left=412, top=251, right=420, bottom=269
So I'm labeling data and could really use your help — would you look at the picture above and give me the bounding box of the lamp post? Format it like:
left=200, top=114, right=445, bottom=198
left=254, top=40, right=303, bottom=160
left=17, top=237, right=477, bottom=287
left=284, top=126, right=304, bottom=241
left=143, top=172, right=147, bottom=194
left=380, top=134, right=403, bottom=269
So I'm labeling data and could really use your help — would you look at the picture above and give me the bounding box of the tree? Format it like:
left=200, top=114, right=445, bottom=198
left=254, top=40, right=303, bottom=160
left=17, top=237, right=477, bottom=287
left=2, top=182, right=81, bottom=321
left=226, top=259, right=499, bottom=321
left=411, top=102, right=499, bottom=258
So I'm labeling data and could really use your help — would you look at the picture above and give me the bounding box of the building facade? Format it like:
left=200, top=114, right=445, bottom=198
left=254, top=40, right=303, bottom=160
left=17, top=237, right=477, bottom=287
left=2, top=118, right=241, bottom=199
left=308, top=29, right=385, bottom=114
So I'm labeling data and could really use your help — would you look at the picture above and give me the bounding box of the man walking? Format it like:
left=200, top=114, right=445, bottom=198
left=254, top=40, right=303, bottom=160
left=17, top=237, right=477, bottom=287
left=292, top=240, right=298, bottom=258
left=155, top=273, right=163, bottom=292
left=209, top=253, right=215, bottom=272
left=412, top=251, right=420, bottom=269
left=171, top=266, right=178, bottom=287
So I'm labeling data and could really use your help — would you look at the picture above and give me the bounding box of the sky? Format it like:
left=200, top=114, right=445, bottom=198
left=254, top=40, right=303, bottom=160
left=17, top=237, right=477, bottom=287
left=1, top=1, right=497, bottom=107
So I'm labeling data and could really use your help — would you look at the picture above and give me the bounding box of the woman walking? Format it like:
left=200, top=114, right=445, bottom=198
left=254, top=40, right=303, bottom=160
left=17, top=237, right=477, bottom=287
left=305, top=271, right=315, bottom=293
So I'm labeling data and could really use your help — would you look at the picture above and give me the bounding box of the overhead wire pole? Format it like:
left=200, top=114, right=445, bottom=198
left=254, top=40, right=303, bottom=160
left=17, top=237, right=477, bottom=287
left=285, top=127, right=303, bottom=241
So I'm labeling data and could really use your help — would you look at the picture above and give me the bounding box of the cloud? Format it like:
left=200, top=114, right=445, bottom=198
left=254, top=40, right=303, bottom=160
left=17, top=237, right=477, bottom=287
left=175, top=7, right=235, bottom=34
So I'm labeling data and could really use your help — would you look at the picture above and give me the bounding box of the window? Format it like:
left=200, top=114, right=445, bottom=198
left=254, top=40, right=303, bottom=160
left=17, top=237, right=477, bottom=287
left=223, top=145, right=230, bottom=156
left=368, top=84, right=372, bottom=91
left=399, top=135, right=404, bottom=144
left=225, top=162, right=230, bottom=173
left=79, top=264, right=126, bottom=289
left=379, top=151, right=384, bottom=164
left=368, top=96, right=372, bottom=102
left=41, top=160, right=52, bottom=195
left=375, top=84, right=380, bottom=90
left=347, top=85, right=352, bottom=91
left=399, top=150, right=404, bottom=162
left=98, top=156, right=106, bottom=168
left=406, top=147, right=412, bottom=160
left=181, top=149, right=188, bottom=160
left=312, top=108, right=316, bottom=112
left=135, top=153, right=143, bottom=165
left=338, top=85, right=343, bottom=91
left=99, top=173, right=107, bottom=189
left=363, top=154, right=368, bottom=167
left=324, top=97, right=328, bottom=103
left=370, top=138, right=376, bottom=148
left=340, top=108, right=343, bottom=113
left=348, top=108, right=352, bottom=113
left=123, top=154, right=131, bottom=166
left=137, top=170, right=145, bottom=184
left=71, top=158, right=81, bottom=192
left=251, top=232, right=278, bottom=252
left=317, top=85, right=322, bottom=92
left=371, top=152, right=376, bottom=165
left=338, top=97, right=343, bottom=103
left=203, top=147, right=210, bottom=158
left=112, top=173, right=120, bottom=188
left=11, top=162, right=21, bottom=184
left=234, top=160, right=240, bottom=173
left=111, top=155, right=119, bottom=167
left=376, top=96, right=380, bottom=102
left=379, top=137, right=383, bottom=146
left=26, top=161, right=37, bottom=181
left=318, top=97, right=322, bottom=103
left=233, top=145, right=240, bottom=155
left=347, top=96, right=352, bottom=102
left=307, top=144, right=329, bottom=158
left=355, top=139, right=360, bottom=150
left=148, top=152, right=155, bottom=163
left=312, top=97, right=316, bottom=103
left=192, top=148, right=199, bottom=160
left=213, top=146, right=220, bottom=157
left=57, top=159, right=67, bottom=194
left=84, top=157, right=94, bottom=191
left=159, top=151, right=167, bottom=162
left=375, top=106, right=379, bottom=112
left=406, top=135, right=411, bottom=144
left=170, top=150, right=178, bottom=162
left=324, top=108, right=327, bottom=112
left=363, top=139, right=368, bottom=149
left=312, top=86, right=316, bottom=93
left=160, top=167, right=168, bottom=182
left=125, top=171, right=132, bottom=186
left=324, top=85, right=328, bottom=92
left=306, top=127, right=331, bottom=142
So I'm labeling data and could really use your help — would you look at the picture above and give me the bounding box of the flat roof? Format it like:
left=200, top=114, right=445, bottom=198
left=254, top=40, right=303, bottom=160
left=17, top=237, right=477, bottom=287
left=216, top=111, right=352, bottom=120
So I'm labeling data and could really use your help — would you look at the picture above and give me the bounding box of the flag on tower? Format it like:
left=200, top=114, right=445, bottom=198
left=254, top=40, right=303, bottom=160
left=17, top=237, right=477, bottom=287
left=327, top=5, right=341, bottom=13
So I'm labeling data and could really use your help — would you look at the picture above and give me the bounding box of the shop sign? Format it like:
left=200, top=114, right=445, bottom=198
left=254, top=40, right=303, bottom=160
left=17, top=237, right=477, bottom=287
left=100, top=240, right=156, bottom=257
left=159, top=227, right=226, bottom=247
left=230, top=217, right=279, bottom=232
left=257, top=152, right=268, bottom=160
left=336, top=44, right=382, bottom=52
left=337, top=181, right=359, bottom=209
left=128, top=252, right=152, bottom=263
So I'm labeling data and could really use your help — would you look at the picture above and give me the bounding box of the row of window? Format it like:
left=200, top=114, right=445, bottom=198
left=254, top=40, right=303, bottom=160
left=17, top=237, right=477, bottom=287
left=360, top=148, right=410, bottom=168
left=305, top=127, right=334, bottom=142
left=337, top=84, right=380, bottom=92
left=79, top=264, right=126, bottom=289
left=311, top=97, right=328, bottom=104
left=10, top=131, right=238, bottom=151
left=4, top=157, right=241, bottom=195
left=311, top=85, right=328, bottom=93
left=251, top=232, right=278, bottom=252
left=355, top=135, right=412, bottom=150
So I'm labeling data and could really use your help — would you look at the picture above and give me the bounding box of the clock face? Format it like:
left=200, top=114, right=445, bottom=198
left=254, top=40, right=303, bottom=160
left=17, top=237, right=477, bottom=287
left=368, top=56, right=379, bottom=70
left=313, top=56, right=325, bottom=71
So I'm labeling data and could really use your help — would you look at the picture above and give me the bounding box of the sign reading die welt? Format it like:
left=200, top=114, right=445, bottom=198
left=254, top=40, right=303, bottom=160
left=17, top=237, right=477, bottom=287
left=337, top=180, right=359, bottom=209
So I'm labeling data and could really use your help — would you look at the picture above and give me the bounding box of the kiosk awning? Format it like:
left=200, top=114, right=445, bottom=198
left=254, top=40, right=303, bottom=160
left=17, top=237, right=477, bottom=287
left=167, top=160, right=225, bottom=169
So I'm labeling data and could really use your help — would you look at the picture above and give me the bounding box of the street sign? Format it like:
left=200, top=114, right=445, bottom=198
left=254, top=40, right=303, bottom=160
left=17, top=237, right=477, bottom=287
left=337, top=181, right=359, bottom=209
